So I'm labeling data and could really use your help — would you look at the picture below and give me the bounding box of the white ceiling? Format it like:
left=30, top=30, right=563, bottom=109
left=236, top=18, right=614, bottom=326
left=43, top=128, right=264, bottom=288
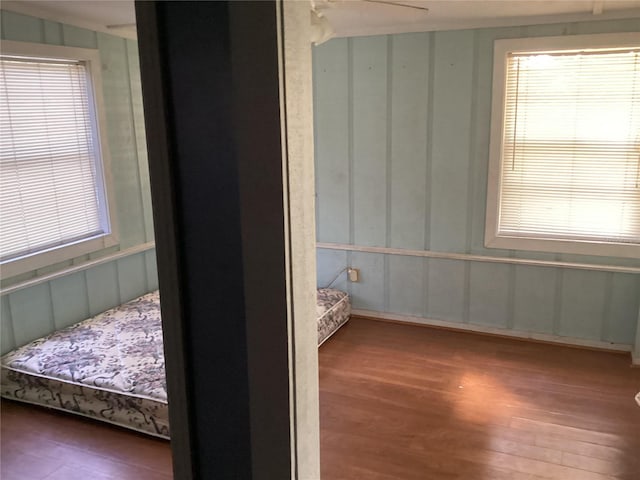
left=318, top=1, right=640, bottom=37
left=2, top=0, right=138, bottom=39
left=2, top=0, right=640, bottom=40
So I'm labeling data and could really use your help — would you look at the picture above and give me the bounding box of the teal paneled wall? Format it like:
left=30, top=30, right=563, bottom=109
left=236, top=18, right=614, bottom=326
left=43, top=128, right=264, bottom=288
left=314, top=18, right=640, bottom=346
left=1, top=250, right=159, bottom=354
left=0, top=11, right=157, bottom=354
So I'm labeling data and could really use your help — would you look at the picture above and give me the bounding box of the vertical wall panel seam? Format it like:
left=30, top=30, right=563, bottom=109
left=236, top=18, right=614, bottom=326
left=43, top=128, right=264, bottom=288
left=36, top=17, right=44, bottom=43
left=47, top=281, right=56, bottom=330
left=54, top=23, right=63, bottom=46
left=423, top=33, right=434, bottom=317
left=140, top=252, right=149, bottom=295
left=423, top=258, right=429, bottom=317
left=45, top=22, right=64, bottom=45
left=383, top=36, right=392, bottom=313
left=553, top=267, right=564, bottom=335
left=142, top=251, right=151, bottom=293
left=347, top=38, right=355, bottom=246
left=7, top=294, right=15, bottom=345
left=3, top=295, right=16, bottom=351
left=463, top=35, right=476, bottom=331
left=144, top=251, right=151, bottom=291
left=60, top=21, right=66, bottom=45
left=382, top=35, right=393, bottom=312
left=81, top=270, right=91, bottom=320
left=465, top=30, right=479, bottom=254
left=424, top=32, right=435, bottom=251
left=507, top=265, right=516, bottom=329
left=600, top=272, right=614, bottom=341
left=385, top=36, right=393, bottom=249
left=86, top=272, right=95, bottom=316
left=463, top=261, right=471, bottom=323
left=116, top=259, right=122, bottom=304
left=39, top=18, right=45, bottom=45
left=346, top=251, right=353, bottom=297
left=114, top=260, right=123, bottom=305
left=124, top=40, right=149, bottom=243
left=383, top=255, right=390, bottom=312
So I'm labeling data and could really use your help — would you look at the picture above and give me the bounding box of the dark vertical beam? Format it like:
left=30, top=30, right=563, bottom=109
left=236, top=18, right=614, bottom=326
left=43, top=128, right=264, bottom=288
left=228, top=2, right=294, bottom=478
left=133, top=3, right=195, bottom=478
left=135, top=1, right=291, bottom=478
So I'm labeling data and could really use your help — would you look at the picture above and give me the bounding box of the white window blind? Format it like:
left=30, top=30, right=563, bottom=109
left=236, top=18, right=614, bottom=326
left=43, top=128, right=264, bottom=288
left=0, top=55, right=108, bottom=263
left=498, top=47, right=640, bottom=246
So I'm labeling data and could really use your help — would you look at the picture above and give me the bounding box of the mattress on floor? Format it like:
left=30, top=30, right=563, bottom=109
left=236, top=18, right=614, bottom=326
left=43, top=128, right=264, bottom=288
left=0, top=291, right=169, bottom=439
left=1, top=288, right=350, bottom=438
left=317, top=288, right=350, bottom=345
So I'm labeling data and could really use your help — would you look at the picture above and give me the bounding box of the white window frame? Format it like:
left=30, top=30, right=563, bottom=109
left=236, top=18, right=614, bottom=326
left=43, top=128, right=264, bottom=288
left=485, top=32, right=640, bottom=259
left=1, top=41, right=118, bottom=277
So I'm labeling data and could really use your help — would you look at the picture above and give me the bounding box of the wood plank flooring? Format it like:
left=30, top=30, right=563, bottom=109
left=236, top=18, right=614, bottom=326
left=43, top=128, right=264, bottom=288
left=0, top=401, right=172, bottom=480
left=2, top=317, right=639, bottom=479
left=319, top=317, right=640, bottom=480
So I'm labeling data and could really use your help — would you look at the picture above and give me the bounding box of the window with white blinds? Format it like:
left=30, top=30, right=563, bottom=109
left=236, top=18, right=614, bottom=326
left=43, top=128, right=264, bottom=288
left=486, top=33, right=640, bottom=258
left=0, top=42, right=117, bottom=277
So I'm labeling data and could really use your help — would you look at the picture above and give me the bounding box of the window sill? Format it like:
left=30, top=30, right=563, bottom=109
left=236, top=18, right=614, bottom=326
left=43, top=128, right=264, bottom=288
left=484, top=233, right=639, bottom=259
left=0, top=234, right=119, bottom=279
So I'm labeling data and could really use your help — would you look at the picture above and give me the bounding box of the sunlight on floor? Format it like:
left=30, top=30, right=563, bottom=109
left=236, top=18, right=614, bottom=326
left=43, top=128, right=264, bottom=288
left=452, top=371, right=526, bottom=424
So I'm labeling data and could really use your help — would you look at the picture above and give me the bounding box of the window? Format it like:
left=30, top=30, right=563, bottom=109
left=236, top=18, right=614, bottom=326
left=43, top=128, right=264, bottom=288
left=486, top=33, right=640, bottom=258
left=0, top=41, right=117, bottom=277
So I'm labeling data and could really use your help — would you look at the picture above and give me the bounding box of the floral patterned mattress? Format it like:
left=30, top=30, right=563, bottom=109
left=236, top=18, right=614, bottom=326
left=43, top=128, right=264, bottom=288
left=1, top=291, right=170, bottom=438
left=1, top=288, right=349, bottom=438
left=317, top=288, right=350, bottom=345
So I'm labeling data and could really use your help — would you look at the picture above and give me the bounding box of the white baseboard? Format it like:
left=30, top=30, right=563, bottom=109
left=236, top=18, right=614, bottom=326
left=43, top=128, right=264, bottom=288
left=351, top=309, right=633, bottom=354
left=632, top=351, right=640, bottom=367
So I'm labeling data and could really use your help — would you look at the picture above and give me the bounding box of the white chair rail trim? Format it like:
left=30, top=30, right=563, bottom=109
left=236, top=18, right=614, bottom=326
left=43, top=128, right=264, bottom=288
left=316, top=242, right=640, bottom=275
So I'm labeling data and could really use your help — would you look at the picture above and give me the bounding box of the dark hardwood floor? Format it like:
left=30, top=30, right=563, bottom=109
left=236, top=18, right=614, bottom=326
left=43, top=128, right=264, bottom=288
left=0, top=400, right=172, bottom=480
left=320, top=318, right=640, bottom=480
left=2, top=317, right=639, bottom=479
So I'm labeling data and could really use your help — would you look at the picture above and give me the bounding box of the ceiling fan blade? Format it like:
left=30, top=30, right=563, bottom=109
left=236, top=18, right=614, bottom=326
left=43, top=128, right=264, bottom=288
left=363, top=0, right=429, bottom=12
left=106, top=23, right=137, bottom=30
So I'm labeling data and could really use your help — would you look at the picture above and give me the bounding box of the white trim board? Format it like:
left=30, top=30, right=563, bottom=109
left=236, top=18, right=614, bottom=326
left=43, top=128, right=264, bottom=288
left=317, top=242, right=640, bottom=274
left=352, top=309, right=633, bottom=354
left=0, top=242, right=155, bottom=296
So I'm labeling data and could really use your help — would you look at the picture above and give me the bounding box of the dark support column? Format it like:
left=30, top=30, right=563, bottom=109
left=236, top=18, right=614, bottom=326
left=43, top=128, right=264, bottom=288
left=135, top=2, right=292, bottom=478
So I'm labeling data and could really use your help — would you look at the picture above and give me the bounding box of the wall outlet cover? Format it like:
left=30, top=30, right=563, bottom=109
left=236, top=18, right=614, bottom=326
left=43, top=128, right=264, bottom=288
left=348, top=267, right=359, bottom=282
